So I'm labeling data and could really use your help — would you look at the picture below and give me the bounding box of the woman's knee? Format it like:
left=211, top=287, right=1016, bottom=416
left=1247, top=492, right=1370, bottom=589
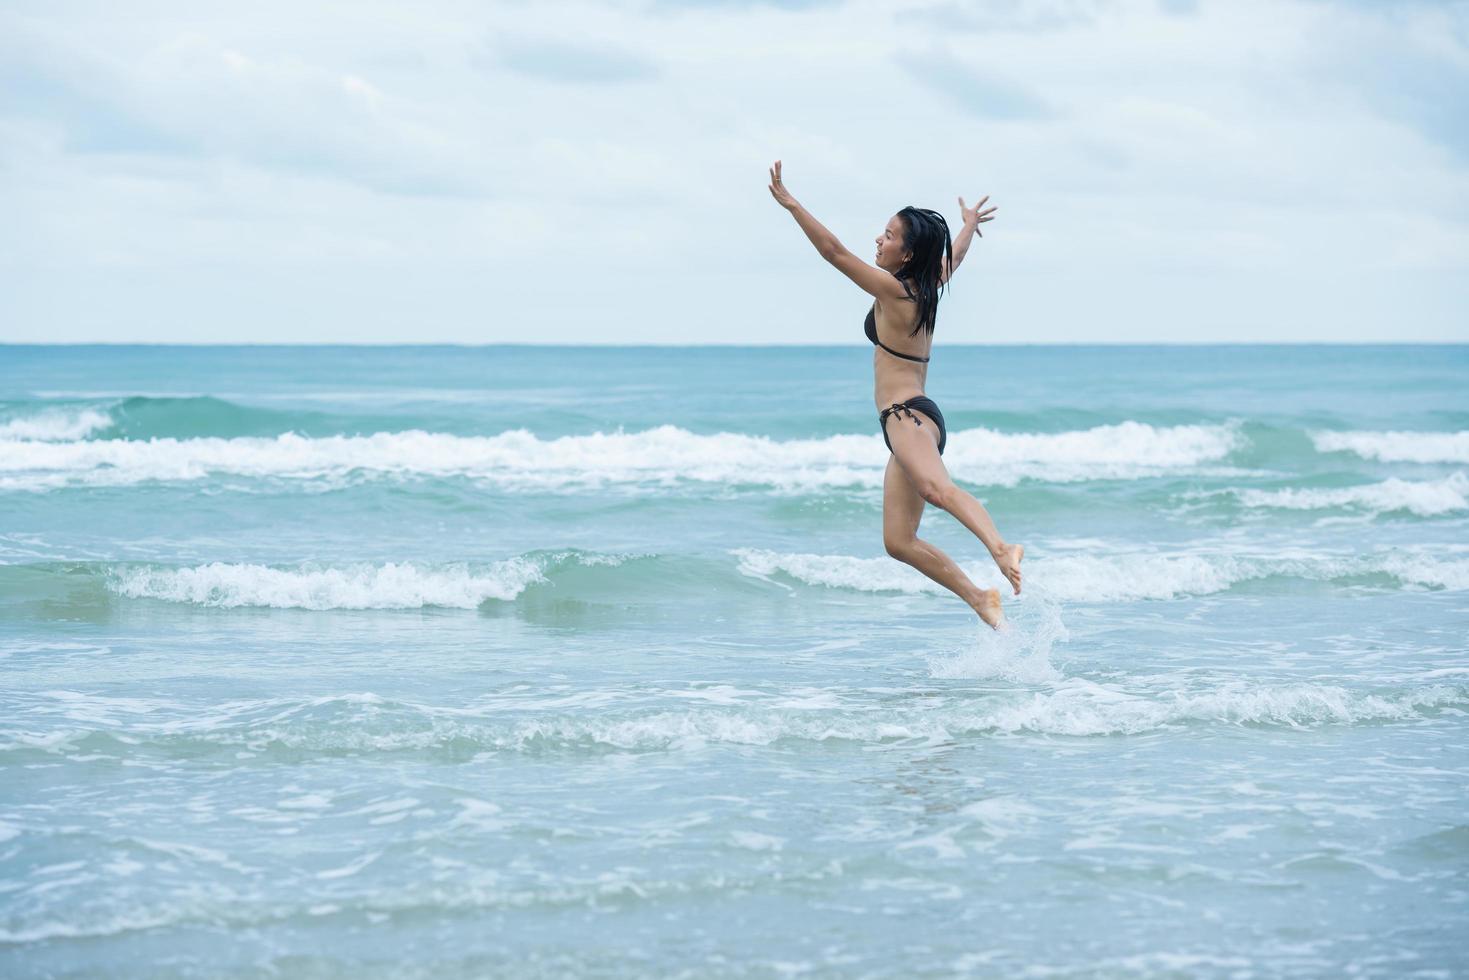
left=884, top=534, right=916, bottom=561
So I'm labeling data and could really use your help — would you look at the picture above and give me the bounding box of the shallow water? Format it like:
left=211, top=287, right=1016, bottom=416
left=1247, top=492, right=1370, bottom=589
left=2, top=344, right=1467, bottom=978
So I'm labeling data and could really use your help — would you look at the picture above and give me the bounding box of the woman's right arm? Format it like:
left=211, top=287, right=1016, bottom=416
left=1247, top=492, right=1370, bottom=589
left=768, top=160, right=907, bottom=301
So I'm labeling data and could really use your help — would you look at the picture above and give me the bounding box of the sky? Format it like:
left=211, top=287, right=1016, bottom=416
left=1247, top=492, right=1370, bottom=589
left=1, top=0, right=1466, bottom=344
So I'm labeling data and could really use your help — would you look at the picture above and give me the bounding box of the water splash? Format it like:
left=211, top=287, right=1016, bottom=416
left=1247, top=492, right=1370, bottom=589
left=928, top=590, right=1070, bottom=683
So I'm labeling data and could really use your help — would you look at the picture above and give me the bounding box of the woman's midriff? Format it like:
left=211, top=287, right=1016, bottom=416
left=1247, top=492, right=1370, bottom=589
left=872, top=350, right=929, bottom=413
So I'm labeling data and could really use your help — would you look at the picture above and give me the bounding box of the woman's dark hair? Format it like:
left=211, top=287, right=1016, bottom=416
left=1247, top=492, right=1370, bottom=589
left=893, top=206, right=952, bottom=337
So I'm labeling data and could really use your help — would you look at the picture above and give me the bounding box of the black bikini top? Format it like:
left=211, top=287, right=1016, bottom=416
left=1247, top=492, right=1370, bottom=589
left=865, top=305, right=930, bottom=363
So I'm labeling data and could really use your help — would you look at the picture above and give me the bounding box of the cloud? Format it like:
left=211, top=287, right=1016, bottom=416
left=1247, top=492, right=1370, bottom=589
left=0, top=59, right=192, bottom=156
left=1368, top=58, right=1469, bottom=164
left=895, top=47, right=1054, bottom=120
left=0, top=22, right=486, bottom=197
left=650, top=0, right=843, bottom=10
left=0, top=0, right=1466, bottom=343
left=1325, top=26, right=1469, bottom=164
left=490, top=36, right=660, bottom=84
left=908, top=0, right=1107, bottom=33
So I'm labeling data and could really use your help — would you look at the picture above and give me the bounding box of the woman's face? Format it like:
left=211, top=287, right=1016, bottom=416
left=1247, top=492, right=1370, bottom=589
left=874, top=214, right=911, bottom=274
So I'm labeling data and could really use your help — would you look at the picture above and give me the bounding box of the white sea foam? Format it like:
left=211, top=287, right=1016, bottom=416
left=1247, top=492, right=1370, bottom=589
left=107, top=559, right=552, bottom=609
left=0, top=421, right=1242, bottom=493
left=735, top=547, right=1250, bottom=602
left=941, top=420, right=1241, bottom=483
left=1238, top=472, right=1469, bottom=517
left=10, top=683, right=1460, bottom=758
left=733, top=547, right=1469, bottom=601
left=93, top=547, right=1469, bottom=612
left=1312, top=429, right=1469, bottom=464
left=0, top=408, right=112, bottom=441
left=1377, top=553, right=1469, bottom=591
left=0, top=908, right=187, bottom=944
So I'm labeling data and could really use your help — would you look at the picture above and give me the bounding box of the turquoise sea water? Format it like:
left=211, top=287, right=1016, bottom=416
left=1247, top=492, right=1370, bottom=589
left=2, top=343, right=1467, bottom=978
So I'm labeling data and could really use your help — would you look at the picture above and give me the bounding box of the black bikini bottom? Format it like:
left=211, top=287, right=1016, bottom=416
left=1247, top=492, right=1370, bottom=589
left=879, top=396, right=946, bottom=456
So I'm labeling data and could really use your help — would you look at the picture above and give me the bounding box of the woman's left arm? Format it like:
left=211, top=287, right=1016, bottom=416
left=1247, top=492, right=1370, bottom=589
left=768, top=160, right=906, bottom=300
left=942, top=195, right=997, bottom=284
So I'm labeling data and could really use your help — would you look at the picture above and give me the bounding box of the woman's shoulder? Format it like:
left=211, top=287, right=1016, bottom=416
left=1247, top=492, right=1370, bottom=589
left=874, top=284, right=917, bottom=311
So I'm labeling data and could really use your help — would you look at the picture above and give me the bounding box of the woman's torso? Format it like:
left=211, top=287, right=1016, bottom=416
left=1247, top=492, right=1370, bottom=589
left=867, top=296, right=931, bottom=409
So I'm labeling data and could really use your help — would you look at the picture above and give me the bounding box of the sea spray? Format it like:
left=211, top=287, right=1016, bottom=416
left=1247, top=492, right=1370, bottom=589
left=928, top=590, right=1069, bottom=683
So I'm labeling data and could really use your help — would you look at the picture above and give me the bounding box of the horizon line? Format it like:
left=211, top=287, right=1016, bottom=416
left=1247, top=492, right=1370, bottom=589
left=4, top=340, right=1467, bottom=349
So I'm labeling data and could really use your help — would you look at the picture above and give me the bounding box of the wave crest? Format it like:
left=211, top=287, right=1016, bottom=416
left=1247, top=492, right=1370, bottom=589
left=733, top=547, right=1469, bottom=600
left=0, top=421, right=1242, bottom=493
left=1238, top=473, right=1468, bottom=517
left=0, top=408, right=112, bottom=441
left=1313, top=430, right=1469, bottom=464
left=106, top=554, right=623, bottom=609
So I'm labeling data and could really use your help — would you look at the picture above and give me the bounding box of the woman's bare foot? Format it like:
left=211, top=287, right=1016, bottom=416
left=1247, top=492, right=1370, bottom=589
left=975, top=587, right=1005, bottom=630
left=994, top=543, right=1024, bottom=595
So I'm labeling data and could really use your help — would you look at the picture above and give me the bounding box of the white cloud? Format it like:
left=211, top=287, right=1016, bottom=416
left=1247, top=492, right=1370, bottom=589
left=0, top=0, right=1466, bottom=343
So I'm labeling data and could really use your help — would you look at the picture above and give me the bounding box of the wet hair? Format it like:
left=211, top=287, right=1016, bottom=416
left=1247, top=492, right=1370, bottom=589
left=892, top=206, right=952, bottom=337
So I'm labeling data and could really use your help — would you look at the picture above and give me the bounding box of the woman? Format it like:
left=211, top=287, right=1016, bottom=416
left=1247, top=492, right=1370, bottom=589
left=767, top=160, right=1024, bottom=629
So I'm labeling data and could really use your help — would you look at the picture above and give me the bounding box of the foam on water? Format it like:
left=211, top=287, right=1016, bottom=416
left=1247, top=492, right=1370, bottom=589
left=107, top=558, right=556, bottom=609
left=32, top=545, right=1469, bottom=614
left=6, top=680, right=1462, bottom=757
left=1312, top=429, right=1469, bottom=464
left=733, top=547, right=1469, bottom=600
left=1236, top=472, right=1468, bottom=517
left=0, top=408, right=112, bottom=441
left=4, top=348, right=1467, bottom=975
left=0, top=421, right=1242, bottom=493
left=1380, top=552, right=1469, bottom=590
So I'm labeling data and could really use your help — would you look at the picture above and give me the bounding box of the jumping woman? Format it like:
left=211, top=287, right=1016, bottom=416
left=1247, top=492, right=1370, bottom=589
left=767, top=160, right=1024, bottom=629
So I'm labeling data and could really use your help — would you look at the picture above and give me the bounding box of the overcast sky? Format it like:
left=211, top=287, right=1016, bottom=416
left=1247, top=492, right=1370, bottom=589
left=2, top=0, right=1466, bottom=344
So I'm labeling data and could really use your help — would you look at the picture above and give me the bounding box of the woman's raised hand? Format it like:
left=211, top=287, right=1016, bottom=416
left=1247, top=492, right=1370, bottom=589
left=959, top=195, right=998, bottom=235
left=768, top=160, right=797, bottom=210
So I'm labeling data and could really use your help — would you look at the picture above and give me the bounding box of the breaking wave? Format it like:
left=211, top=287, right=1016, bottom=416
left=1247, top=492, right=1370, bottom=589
left=733, top=547, right=1469, bottom=600
left=0, top=408, right=112, bottom=441
left=104, top=553, right=630, bottom=609
left=1237, top=473, right=1469, bottom=518
left=10, top=542, right=1466, bottom=615
left=1312, top=430, right=1469, bottom=464
left=0, top=421, right=1243, bottom=493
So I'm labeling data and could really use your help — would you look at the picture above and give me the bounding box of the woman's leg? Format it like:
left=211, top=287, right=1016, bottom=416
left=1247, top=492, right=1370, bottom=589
left=882, top=454, right=1004, bottom=628
left=883, top=409, right=1024, bottom=596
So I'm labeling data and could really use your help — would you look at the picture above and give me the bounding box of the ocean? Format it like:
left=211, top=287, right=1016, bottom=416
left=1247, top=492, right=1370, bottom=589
left=2, top=343, right=1466, bottom=978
